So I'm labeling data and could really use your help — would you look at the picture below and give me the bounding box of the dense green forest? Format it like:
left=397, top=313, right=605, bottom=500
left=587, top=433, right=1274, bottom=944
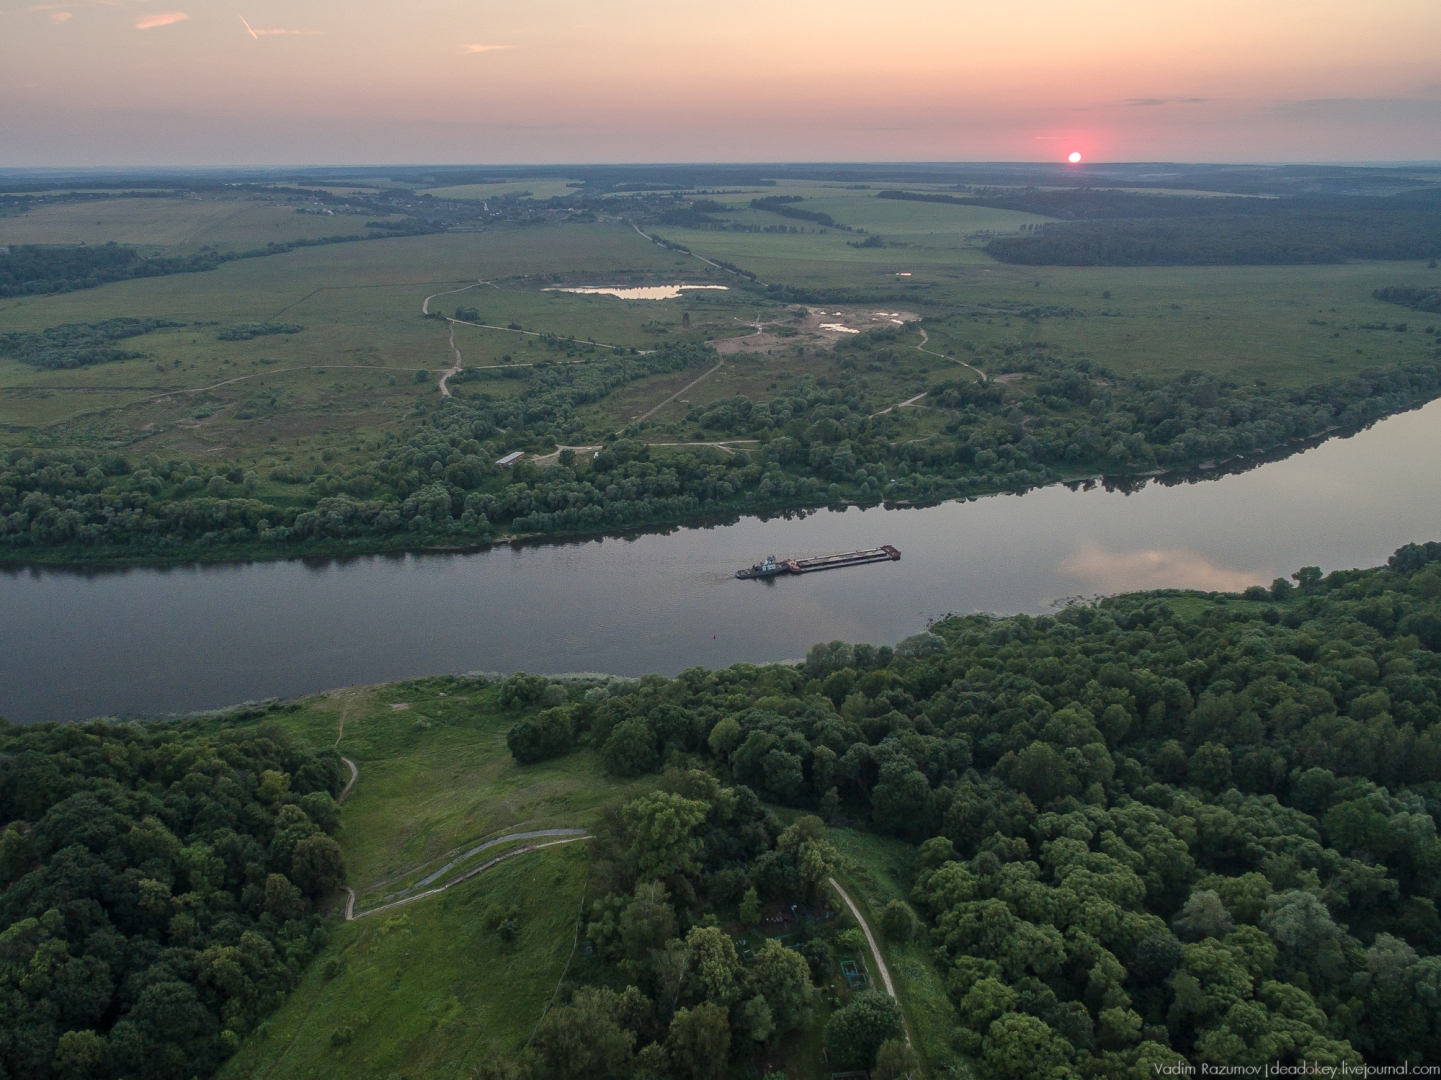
left=3, top=324, right=1438, bottom=561
left=872, top=188, right=1441, bottom=266
left=749, top=197, right=843, bottom=229
left=1376, top=286, right=1441, bottom=315
left=0, top=231, right=424, bottom=299
left=489, top=540, right=1441, bottom=1078
left=980, top=194, right=1441, bottom=266
left=0, top=717, right=348, bottom=1080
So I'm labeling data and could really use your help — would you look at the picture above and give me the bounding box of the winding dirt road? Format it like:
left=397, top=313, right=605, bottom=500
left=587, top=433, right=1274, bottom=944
left=918, top=327, right=987, bottom=383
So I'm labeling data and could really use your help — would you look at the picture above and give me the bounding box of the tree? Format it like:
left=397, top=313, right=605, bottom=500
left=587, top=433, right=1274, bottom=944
left=605, top=718, right=661, bottom=777
left=707, top=718, right=742, bottom=759
left=1172, top=890, right=1234, bottom=941
left=53, top=1030, right=106, bottom=1080
left=739, top=888, right=762, bottom=927
left=872, top=1038, right=919, bottom=1080
left=880, top=900, right=918, bottom=943
left=1189, top=742, right=1233, bottom=791
left=666, top=1002, right=730, bottom=1080
left=528, top=986, right=637, bottom=1080
left=981, top=1013, right=1073, bottom=1080
left=824, top=991, right=904, bottom=1068
left=622, top=792, right=709, bottom=879
left=619, top=880, right=678, bottom=965
left=506, top=707, right=576, bottom=764
left=289, top=835, right=346, bottom=896
left=745, top=938, right=815, bottom=1040
left=683, top=925, right=741, bottom=1007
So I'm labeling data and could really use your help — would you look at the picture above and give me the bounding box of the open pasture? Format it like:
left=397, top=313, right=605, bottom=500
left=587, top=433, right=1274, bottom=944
left=2, top=192, right=1437, bottom=539
left=0, top=192, right=397, bottom=248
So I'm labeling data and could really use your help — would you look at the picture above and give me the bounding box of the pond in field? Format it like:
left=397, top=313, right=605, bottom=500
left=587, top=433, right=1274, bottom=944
left=3, top=399, right=1441, bottom=723
left=543, top=284, right=730, bottom=300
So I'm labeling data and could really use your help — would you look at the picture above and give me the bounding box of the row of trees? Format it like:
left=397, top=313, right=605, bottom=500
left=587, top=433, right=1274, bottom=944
left=0, top=715, right=349, bottom=1079
left=498, top=540, right=1441, bottom=1075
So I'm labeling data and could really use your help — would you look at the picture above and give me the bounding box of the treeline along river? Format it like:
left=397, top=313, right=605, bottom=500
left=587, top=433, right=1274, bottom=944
left=3, top=400, right=1441, bottom=723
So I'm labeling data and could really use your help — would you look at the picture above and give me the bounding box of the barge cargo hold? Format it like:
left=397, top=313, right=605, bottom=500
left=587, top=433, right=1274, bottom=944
left=735, top=546, right=900, bottom=579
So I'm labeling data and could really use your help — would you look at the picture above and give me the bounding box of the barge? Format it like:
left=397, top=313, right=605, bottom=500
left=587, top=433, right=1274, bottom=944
left=736, top=545, right=900, bottom=579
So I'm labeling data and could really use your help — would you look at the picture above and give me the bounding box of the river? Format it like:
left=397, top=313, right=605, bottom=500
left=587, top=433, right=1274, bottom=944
left=4, top=400, right=1440, bottom=723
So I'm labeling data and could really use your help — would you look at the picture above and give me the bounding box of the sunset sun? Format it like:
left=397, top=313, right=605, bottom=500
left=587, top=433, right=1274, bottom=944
left=1068, top=151, right=1082, bottom=163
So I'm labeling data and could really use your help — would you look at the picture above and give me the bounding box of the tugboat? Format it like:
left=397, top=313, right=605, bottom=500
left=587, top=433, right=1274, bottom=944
left=735, top=554, right=795, bottom=579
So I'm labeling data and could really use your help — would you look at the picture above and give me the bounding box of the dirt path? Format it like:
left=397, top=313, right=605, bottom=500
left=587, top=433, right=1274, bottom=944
left=641, top=439, right=758, bottom=455
left=530, top=444, right=606, bottom=465
left=333, top=696, right=359, bottom=803
left=828, top=877, right=896, bottom=998
left=338, top=758, right=358, bottom=803
left=870, top=390, right=929, bottom=418
left=438, top=320, right=464, bottom=397
left=918, top=327, right=987, bottom=383
left=828, top=876, right=914, bottom=1046
left=623, top=361, right=723, bottom=432
left=630, top=222, right=767, bottom=287
left=421, top=281, right=485, bottom=316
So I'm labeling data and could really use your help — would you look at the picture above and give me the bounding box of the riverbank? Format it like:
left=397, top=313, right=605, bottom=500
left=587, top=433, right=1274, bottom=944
left=0, top=406, right=1403, bottom=570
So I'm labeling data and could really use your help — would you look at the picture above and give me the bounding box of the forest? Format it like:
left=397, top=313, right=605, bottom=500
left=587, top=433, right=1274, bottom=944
left=1376, top=286, right=1441, bottom=314
left=0, top=716, right=349, bottom=1080
left=2, top=323, right=1438, bottom=560
left=0, top=318, right=186, bottom=370
left=980, top=191, right=1441, bottom=266
left=485, top=539, right=1441, bottom=1079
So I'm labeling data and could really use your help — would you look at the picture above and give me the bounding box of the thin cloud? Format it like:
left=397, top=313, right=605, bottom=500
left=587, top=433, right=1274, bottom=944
left=463, top=43, right=514, bottom=53
left=51, top=9, right=71, bottom=19
left=136, top=11, right=186, bottom=28
left=240, top=15, right=315, bottom=37
left=1125, top=97, right=1209, bottom=107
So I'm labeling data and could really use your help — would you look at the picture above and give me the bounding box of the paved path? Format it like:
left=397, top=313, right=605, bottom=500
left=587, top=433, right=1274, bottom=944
left=326, top=737, right=590, bottom=921
left=346, top=834, right=591, bottom=920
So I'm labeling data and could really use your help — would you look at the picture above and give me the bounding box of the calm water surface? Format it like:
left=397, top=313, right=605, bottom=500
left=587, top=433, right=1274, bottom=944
left=4, top=400, right=1440, bottom=722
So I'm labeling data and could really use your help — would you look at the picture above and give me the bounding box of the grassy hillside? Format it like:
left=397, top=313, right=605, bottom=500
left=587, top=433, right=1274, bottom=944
left=219, top=843, right=591, bottom=1080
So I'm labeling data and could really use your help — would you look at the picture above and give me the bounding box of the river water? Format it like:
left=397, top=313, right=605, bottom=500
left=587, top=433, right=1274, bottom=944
left=4, top=400, right=1440, bottom=723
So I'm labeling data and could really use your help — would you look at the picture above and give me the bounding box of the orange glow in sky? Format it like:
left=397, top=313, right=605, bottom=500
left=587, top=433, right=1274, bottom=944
left=0, top=0, right=1438, bottom=165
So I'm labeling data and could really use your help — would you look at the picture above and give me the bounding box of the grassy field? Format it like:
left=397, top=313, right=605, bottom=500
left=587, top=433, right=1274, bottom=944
left=0, top=192, right=398, bottom=248
left=3, top=183, right=1438, bottom=564
left=218, top=676, right=622, bottom=1080
left=219, top=842, right=591, bottom=1080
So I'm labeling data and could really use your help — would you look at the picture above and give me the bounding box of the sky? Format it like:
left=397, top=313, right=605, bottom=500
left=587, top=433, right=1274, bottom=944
left=1, top=0, right=1439, bottom=166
